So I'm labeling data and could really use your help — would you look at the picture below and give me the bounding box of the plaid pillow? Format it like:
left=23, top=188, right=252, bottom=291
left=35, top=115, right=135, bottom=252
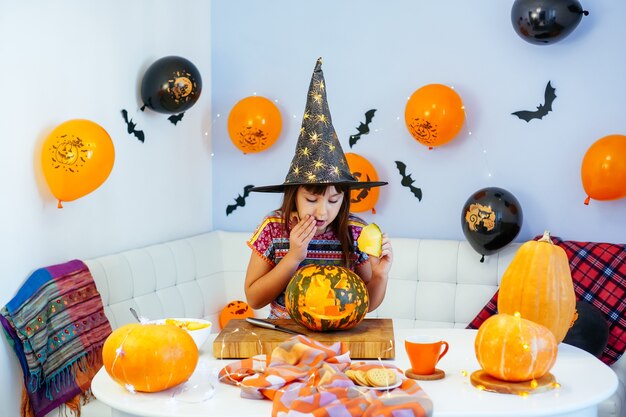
left=467, top=236, right=625, bottom=366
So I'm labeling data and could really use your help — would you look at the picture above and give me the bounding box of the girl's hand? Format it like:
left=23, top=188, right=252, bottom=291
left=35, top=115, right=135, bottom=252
left=288, top=214, right=316, bottom=263
left=369, top=234, right=393, bottom=278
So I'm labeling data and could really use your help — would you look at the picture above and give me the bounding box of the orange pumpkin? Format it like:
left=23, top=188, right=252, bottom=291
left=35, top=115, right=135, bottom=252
left=497, top=231, right=576, bottom=343
left=102, top=323, right=198, bottom=392
left=285, top=264, right=369, bottom=332
left=475, top=313, right=557, bottom=382
left=219, top=300, right=254, bottom=329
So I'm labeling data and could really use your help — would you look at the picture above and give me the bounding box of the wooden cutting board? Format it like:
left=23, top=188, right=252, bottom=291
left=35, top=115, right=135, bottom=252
left=213, top=318, right=395, bottom=359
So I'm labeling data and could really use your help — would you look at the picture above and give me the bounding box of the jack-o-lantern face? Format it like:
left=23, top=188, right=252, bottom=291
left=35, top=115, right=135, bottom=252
left=219, top=300, right=254, bottom=329
left=345, top=153, right=380, bottom=213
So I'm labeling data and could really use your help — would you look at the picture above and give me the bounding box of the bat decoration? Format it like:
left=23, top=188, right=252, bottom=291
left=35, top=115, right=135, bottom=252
left=226, top=184, right=254, bottom=215
left=168, top=112, right=185, bottom=125
left=512, top=81, right=557, bottom=122
left=395, top=161, right=422, bottom=201
left=121, top=109, right=145, bottom=143
left=349, top=109, right=376, bottom=148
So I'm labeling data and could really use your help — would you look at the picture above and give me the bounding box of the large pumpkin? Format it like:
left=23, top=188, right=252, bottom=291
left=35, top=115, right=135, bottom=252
left=102, top=323, right=199, bottom=392
left=285, top=264, right=369, bottom=331
left=475, top=313, right=557, bottom=382
left=497, top=231, right=576, bottom=343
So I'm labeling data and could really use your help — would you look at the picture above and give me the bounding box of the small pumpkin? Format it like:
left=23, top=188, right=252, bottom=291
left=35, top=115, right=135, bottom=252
left=102, top=323, right=198, bottom=392
left=475, top=313, right=557, bottom=382
left=497, top=230, right=576, bottom=343
left=285, top=264, right=369, bottom=332
left=219, top=300, right=254, bottom=329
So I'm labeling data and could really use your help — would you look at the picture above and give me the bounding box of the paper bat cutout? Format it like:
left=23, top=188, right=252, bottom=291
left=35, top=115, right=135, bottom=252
left=226, top=184, right=254, bottom=215
left=512, top=81, right=557, bottom=122
left=349, top=109, right=376, bottom=148
left=121, top=109, right=145, bottom=143
left=168, top=112, right=185, bottom=125
left=395, top=161, right=422, bottom=201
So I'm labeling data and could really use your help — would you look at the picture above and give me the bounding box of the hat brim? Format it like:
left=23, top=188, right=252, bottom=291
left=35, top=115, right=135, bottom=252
left=250, top=180, right=388, bottom=193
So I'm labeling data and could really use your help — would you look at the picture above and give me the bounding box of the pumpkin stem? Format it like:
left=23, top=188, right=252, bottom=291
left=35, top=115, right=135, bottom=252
left=538, top=230, right=552, bottom=244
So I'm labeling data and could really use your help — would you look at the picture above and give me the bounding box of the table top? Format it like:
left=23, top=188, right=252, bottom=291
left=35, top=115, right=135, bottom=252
left=91, top=328, right=618, bottom=417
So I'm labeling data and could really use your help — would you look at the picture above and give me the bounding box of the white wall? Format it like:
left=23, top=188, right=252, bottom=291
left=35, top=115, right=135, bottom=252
left=0, top=1, right=212, bottom=415
left=211, top=0, right=626, bottom=244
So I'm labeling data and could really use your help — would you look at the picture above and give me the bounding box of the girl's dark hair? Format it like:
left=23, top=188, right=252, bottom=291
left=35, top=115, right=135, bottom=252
left=280, top=184, right=353, bottom=268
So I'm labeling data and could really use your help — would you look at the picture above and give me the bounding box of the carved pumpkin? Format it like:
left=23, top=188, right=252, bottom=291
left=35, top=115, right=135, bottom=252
left=285, top=264, right=369, bottom=332
left=219, top=300, right=254, bottom=329
left=102, top=323, right=198, bottom=392
left=497, top=230, right=576, bottom=343
left=475, top=313, right=557, bottom=382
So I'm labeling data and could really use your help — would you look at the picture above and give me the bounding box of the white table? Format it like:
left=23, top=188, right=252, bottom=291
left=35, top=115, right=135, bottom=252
left=91, top=328, right=618, bottom=417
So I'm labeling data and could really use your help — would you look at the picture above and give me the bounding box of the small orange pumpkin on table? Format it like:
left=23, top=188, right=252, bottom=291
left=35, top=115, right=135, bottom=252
left=102, top=323, right=199, bottom=392
left=219, top=300, right=254, bottom=329
left=475, top=313, right=558, bottom=382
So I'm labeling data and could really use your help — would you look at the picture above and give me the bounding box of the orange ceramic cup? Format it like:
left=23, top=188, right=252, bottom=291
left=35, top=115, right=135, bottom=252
left=405, top=335, right=449, bottom=375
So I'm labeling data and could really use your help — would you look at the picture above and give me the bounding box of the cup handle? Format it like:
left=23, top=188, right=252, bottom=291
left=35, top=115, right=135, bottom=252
left=438, top=341, right=449, bottom=361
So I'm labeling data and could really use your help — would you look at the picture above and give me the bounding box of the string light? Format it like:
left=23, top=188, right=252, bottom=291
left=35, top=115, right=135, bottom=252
left=462, top=105, right=493, bottom=180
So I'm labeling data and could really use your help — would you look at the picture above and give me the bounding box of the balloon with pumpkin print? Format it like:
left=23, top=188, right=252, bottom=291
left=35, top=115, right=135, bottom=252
left=345, top=153, right=381, bottom=214
left=141, top=56, right=202, bottom=114
left=405, top=84, right=465, bottom=149
left=227, top=96, right=282, bottom=154
left=42, top=119, right=115, bottom=208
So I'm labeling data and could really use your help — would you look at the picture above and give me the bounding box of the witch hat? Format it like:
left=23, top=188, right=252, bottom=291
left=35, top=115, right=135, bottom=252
left=251, top=58, right=387, bottom=193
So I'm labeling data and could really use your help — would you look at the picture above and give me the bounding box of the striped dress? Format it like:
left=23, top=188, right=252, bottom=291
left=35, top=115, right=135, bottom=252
left=248, top=210, right=369, bottom=318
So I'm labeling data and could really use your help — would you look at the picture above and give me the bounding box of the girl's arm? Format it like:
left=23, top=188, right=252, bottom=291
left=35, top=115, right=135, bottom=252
left=244, top=215, right=317, bottom=309
left=356, top=234, right=393, bottom=312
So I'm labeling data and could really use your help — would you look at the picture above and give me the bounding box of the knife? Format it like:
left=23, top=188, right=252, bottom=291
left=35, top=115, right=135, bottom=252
left=245, top=317, right=306, bottom=336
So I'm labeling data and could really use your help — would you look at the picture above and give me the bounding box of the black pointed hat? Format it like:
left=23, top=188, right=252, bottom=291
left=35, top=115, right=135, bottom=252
left=251, top=58, right=387, bottom=193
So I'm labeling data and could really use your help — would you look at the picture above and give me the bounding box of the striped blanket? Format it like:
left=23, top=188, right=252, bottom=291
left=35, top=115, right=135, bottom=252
left=0, top=260, right=112, bottom=417
left=467, top=236, right=625, bottom=366
left=219, top=335, right=432, bottom=417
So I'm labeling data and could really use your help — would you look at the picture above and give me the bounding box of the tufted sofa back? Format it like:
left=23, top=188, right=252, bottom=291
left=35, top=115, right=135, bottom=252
left=85, top=231, right=263, bottom=330
left=85, top=230, right=519, bottom=332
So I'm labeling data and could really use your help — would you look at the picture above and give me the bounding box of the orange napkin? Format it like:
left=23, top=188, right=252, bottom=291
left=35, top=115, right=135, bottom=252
left=219, top=335, right=432, bottom=417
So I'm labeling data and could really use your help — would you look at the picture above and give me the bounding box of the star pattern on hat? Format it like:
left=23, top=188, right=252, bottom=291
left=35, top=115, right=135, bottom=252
left=285, top=58, right=354, bottom=186
left=250, top=58, right=387, bottom=193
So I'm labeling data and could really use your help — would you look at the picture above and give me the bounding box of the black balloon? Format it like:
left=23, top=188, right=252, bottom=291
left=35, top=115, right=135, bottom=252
left=141, top=56, right=202, bottom=114
left=564, top=301, right=609, bottom=358
left=461, top=187, right=523, bottom=261
left=511, top=0, right=589, bottom=45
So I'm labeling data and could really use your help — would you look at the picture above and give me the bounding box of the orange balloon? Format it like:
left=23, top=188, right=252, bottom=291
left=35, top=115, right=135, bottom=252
left=42, top=119, right=115, bottom=208
left=581, top=134, right=626, bottom=205
left=405, top=84, right=465, bottom=149
left=345, top=153, right=380, bottom=214
left=227, top=96, right=282, bottom=154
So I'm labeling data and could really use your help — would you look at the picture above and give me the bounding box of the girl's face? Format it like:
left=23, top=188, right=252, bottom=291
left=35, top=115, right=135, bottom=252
left=295, top=186, right=344, bottom=235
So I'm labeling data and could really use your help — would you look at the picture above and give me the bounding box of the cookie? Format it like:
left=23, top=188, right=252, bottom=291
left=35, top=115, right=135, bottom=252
left=366, top=367, right=397, bottom=387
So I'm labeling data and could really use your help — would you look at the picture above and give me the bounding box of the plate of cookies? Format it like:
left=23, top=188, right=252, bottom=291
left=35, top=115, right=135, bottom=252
left=345, top=367, right=402, bottom=390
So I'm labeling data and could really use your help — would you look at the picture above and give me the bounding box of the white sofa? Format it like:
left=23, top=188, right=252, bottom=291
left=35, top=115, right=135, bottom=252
left=80, top=230, right=625, bottom=417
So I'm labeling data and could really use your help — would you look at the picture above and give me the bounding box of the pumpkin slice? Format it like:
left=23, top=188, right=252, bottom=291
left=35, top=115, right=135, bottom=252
left=357, top=223, right=383, bottom=257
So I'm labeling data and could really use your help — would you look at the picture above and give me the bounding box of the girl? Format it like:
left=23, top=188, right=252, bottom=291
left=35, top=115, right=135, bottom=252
left=245, top=58, right=392, bottom=318
left=245, top=183, right=393, bottom=318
